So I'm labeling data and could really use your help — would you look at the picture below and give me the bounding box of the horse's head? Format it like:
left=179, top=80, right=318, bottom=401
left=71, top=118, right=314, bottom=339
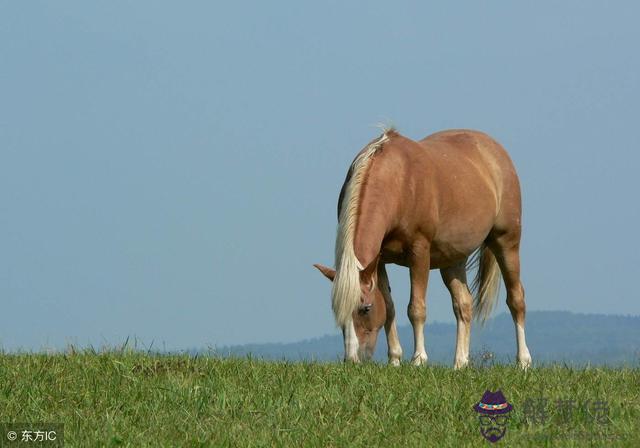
left=314, top=263, right=387, bottom=361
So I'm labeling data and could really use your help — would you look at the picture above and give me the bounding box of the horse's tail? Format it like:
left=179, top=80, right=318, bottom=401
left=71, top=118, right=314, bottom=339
left=468, top=243, right=502, bottom=324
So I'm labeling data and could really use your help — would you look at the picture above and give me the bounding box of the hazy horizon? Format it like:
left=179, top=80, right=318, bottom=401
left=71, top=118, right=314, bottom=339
left=215, top=310, right=640, bottom=367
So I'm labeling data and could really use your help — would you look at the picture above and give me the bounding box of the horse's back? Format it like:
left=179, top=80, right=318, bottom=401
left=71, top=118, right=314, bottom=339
left=417, top=129, right=520, bottom=207
left=419, top=129, right=516, bottom=176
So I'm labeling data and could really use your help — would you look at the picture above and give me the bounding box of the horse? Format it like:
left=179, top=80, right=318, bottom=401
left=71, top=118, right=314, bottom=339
left=314, top=128, right=532, bottom=369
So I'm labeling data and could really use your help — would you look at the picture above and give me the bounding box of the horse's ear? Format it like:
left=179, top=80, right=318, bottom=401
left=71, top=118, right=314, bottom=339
left=313, top=264, right=336, bottom=282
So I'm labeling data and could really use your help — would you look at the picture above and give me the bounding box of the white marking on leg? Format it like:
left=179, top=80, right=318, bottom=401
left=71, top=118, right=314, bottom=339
left=516, top=323, right=532, bottom=369
left=386, top=317, right=403, bottom=366
left=411, top=321, right=428, bottom=366
left=344, top=319, right=359, bottom=362
left=454, top=319, right=470, bottom=369
left=463, top=322, right=471, bottom=366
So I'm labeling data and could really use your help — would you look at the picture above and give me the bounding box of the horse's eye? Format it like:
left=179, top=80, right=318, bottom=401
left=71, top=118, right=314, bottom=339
left=358, top=304, right=372, bottom=315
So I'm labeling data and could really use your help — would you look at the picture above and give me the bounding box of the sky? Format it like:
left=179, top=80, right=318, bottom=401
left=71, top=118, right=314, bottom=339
left=1, top=1, right=639, bottom=351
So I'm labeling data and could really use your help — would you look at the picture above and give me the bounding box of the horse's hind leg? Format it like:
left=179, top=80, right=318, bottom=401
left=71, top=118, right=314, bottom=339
left=441, top=264, right=472, bottom=369
left=487, top=235, right=532, bottom=369
left=378, top=264, right=403, bottom=366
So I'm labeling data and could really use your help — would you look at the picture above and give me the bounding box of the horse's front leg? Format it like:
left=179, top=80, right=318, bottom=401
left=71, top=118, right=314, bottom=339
left=342, top=319, right=359, bottom=363
left=385, top=319, right=402, bottom=366
left=378, top=264, right=402, bottom=366
left=408, top=244, right=430, bottom=366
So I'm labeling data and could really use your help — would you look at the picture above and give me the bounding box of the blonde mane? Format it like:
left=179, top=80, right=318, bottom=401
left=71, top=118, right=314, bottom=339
left=331, top=129, right=393, bottom=326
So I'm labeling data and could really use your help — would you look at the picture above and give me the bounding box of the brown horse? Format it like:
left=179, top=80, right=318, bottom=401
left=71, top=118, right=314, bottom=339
left=315, top=128, right=532, bottom=369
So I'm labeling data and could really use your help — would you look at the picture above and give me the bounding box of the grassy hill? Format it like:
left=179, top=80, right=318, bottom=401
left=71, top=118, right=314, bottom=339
left=1, top=312, right=638, bottom=445
left=0, top=353, right=638, bottom=446
left=215, top=311, right=640, bottom=366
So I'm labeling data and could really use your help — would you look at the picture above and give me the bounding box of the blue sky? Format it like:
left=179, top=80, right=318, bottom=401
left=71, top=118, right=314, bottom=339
left=1, top=1, right=639, bottom=350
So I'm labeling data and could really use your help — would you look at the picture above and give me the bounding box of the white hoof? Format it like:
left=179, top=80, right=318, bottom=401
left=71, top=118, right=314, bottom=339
left=389, top=358, right=401, bottom=367
left=411, top=352, right=428, bottom=366
left=453, top=358, right=469, bottom=370
left=518, top=353, right=532, bottom=370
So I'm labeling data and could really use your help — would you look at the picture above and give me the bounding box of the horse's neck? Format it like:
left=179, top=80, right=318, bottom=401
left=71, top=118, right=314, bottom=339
left=353, top=171, right=397, bottom=269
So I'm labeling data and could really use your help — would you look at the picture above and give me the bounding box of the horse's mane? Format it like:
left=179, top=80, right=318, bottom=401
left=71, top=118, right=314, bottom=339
left=332, top=127, right=395, bottom=326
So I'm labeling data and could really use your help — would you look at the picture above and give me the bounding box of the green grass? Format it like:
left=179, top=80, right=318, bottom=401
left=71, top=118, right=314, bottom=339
left=0, top=352, right=638, bottom=447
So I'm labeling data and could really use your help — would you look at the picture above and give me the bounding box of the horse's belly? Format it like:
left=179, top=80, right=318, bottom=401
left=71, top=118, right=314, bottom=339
left=381, top=240, right=478, bottom=269
left=428, top=209, right=496, bottom=268
left=429, top=240, right=477, bottom=269
left=380, top=235, right=482, bottom=269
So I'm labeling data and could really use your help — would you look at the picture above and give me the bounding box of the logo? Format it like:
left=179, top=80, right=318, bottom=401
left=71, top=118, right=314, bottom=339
left=473, top=390, right=513, bottom=443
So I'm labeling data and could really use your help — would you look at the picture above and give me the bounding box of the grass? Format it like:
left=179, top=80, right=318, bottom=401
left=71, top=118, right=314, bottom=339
left=0, top=351, right=638, bottom=447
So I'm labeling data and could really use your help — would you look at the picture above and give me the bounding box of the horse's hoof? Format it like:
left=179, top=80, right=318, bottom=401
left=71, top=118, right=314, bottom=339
left=518, top=355, right=532, bottom=370
left=453, top=359, right=469, bottom=370
left=389, top=358, right=401, bottom=367
left=411, top=353, right=428, bottom=366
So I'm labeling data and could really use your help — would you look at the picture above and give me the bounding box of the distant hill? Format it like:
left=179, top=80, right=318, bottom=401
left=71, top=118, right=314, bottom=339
left=211, top=311, right=640, bottom=366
